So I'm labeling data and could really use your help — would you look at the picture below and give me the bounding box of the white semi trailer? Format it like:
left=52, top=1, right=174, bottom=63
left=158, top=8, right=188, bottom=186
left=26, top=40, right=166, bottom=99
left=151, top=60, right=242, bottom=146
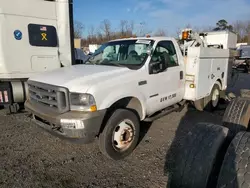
left=0, top=0, right=75, bottom=112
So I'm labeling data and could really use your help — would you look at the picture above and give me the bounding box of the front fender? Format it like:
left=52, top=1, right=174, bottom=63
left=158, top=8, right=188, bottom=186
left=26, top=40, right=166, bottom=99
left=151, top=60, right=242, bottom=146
left=98, top=90, right=147, bottom=120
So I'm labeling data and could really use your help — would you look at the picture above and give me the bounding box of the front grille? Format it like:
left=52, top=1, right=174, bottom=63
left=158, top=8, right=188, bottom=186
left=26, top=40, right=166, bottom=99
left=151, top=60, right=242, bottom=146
left=28, top=81, right=70, bottom=113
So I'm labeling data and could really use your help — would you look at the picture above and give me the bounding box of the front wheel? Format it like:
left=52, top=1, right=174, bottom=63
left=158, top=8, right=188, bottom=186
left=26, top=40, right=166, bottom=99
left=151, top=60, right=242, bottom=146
left=98, top=109, right=140, bottom=160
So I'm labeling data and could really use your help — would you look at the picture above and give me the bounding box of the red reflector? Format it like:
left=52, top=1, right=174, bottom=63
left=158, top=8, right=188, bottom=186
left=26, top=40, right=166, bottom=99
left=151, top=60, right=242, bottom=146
left=0, top=92, right=3, bottom=103
left=4, top=91, right=8, bottom=102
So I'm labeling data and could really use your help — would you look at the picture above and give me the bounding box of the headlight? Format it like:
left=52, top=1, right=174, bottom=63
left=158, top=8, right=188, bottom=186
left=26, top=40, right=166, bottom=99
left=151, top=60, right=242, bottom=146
left=70, top=93, right=97, bottom=112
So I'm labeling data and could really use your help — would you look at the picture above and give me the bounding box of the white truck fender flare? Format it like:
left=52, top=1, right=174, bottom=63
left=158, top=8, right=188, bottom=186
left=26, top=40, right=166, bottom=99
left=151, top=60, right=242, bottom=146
left=98, top=92, right=147, bottom=120
left=215, top=80, right=222, bottom=90
left=209, top=80, right=222, bottom=96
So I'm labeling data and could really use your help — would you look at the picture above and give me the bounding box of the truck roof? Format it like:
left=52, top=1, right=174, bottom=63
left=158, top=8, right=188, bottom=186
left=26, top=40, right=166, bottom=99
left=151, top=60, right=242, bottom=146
left=110, top=36, right=176, bottom=42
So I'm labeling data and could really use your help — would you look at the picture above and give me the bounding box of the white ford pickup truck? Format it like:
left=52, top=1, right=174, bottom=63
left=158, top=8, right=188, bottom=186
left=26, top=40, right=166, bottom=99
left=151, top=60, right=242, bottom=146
left=25, top=29, right=236, bottom=160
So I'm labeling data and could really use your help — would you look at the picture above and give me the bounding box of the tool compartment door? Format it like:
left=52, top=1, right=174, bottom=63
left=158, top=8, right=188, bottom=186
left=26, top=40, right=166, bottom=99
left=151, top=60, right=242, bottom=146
left=195, top=57, right=212, bottom=99
left=184, top=47, right=212, bottom=101
left=196, top=48, right=230, bottom=99
left=184, top=47, right=230, bottom=101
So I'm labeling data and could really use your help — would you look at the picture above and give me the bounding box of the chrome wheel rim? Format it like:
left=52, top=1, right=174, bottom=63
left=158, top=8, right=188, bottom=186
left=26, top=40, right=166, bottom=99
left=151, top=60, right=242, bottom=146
left=212, top=88, right=220, bottom=107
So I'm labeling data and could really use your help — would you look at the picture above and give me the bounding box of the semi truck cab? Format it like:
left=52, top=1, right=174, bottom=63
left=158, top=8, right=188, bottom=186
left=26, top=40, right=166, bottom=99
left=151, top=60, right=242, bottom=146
left=0, top=0, right=74, bottom=112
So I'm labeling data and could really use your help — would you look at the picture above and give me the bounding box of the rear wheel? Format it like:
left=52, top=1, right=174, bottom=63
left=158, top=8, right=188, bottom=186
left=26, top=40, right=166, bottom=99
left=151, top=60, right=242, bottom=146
left=217, top=132, right=250, bottom=188
left=204, top=84, right=220, bottom=112
left=222, top=97, right=250, bottom=139
left=193, top=84, right=220, bottom=112
left=98, top=109, right=140, bottom=160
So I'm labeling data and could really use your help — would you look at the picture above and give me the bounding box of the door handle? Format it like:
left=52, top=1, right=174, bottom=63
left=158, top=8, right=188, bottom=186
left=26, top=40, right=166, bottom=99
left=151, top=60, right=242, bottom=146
left=180, top=71, right=184, bottom=80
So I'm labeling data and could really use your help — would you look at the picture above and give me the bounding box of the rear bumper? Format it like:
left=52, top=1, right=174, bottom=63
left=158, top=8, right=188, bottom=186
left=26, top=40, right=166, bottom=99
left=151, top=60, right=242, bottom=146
left=25, top=100, right=106, bottom=144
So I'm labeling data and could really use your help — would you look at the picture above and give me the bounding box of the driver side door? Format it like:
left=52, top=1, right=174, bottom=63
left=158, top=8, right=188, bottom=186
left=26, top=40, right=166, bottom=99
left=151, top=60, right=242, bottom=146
left=146, top=40, right=185, bottom=115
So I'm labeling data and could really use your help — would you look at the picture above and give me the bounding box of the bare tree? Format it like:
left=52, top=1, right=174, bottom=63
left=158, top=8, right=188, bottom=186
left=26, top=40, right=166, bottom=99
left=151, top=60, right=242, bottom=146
left=118, top=20, right=134, bottom=38
left=100, top=19, right=112, bottom=40
left=130, top=21, right=134, bottom=33
left=193, top=26, right=213, bottom=33
left=247, top=22, right=250, bottom=43
left=74, top=20, right=84, bottom=38
left=185, top=23, right=192, bottom=28
left=125, top=20, right=134, bottom=35
left=243, top=21, right=250, bottom=43
left=232, top=20, right=250, bottom=42
left=136, top=21, right=152, bottom=37
left=120, top=20, right=127, bottom=36
left=86, top=25, right=97, bottom=44
left=154, top=28, right=167, bottom=36
left=88, top=25, right=95, bottom=37
left=246, top=21, right=250, bottom=33
left=175, top=27, right=181, bottom=38
left=233, top=21, right=244, bottom=42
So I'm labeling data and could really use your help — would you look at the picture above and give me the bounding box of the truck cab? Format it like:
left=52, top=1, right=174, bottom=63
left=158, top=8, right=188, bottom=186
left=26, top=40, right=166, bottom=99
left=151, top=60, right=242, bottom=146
left=86, top=37, right=185, bottom=116
left=0, top=0, right=74, bottom=112
left=26, top=37, right=185, bottom=116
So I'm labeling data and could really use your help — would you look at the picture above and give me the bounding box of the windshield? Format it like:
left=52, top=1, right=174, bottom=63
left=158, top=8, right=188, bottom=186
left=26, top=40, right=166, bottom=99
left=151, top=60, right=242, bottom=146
left=86, top=39, right=155, bottom=69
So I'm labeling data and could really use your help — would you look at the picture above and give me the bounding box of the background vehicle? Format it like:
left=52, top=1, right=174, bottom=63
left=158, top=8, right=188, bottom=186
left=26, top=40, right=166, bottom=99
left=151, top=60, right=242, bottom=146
left=0, top=0, right=74, bottom=113
left=74, top=48, right=90, bottom=64
left=233, top=44, right=250, bottom=73
left=25, top=28, right=237, bottom=160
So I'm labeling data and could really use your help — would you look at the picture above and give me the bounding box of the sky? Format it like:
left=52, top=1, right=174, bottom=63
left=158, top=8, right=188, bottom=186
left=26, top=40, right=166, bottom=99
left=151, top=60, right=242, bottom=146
left=73, top=0, right=250, bottom=37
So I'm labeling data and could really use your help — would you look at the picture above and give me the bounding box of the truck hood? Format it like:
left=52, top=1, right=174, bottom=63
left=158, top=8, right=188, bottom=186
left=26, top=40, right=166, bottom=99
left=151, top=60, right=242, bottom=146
left=29, top=64, right=131, bottom=92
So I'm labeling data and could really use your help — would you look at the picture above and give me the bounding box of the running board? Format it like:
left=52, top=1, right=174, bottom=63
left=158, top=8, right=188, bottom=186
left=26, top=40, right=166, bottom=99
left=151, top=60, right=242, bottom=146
left=144, top=101, right=186, bottom=122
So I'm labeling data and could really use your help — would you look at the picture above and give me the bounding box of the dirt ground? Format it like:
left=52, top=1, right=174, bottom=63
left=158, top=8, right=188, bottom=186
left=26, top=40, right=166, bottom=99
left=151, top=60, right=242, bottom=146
left=0, top=73, right=249, bottom=188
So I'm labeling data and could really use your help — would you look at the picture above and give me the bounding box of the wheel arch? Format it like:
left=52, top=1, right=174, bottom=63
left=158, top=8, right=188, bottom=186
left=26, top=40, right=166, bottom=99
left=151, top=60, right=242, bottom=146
left=97, top=96, right=145, bottom=137
left=215, top=79, right=222, bottom=90
left=107, top=96, right=145, bottom=120
left=208, top=79, right=222, bottom=96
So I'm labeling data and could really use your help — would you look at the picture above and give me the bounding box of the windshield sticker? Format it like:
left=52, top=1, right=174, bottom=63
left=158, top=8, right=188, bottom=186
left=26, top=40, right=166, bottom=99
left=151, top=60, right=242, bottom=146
left=136, top=40, right=151, bottom=45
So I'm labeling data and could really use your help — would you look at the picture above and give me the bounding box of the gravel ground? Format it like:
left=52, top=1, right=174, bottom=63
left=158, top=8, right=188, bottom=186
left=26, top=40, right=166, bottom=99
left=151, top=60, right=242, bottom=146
left=0, top=73, right=249, bottom=188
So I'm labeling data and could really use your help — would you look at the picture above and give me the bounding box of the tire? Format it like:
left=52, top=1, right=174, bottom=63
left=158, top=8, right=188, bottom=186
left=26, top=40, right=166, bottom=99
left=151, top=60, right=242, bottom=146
left=222, top=97, right=250, bottom=139
left=98, top=109, right=140, bottom=160
left=169, top=123, right=229, bottom=188
left=204, top=84, right=221, bottom=112
left=217, top=132, right=250, bottom=188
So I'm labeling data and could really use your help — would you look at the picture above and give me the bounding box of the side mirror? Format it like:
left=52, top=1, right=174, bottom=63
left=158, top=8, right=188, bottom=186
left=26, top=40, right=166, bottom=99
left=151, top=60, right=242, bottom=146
left=149, top=55, right=169, bottom=74
left=149, top=61, right=167, bottom=74
left=146, top=47, right=153, bottom=56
